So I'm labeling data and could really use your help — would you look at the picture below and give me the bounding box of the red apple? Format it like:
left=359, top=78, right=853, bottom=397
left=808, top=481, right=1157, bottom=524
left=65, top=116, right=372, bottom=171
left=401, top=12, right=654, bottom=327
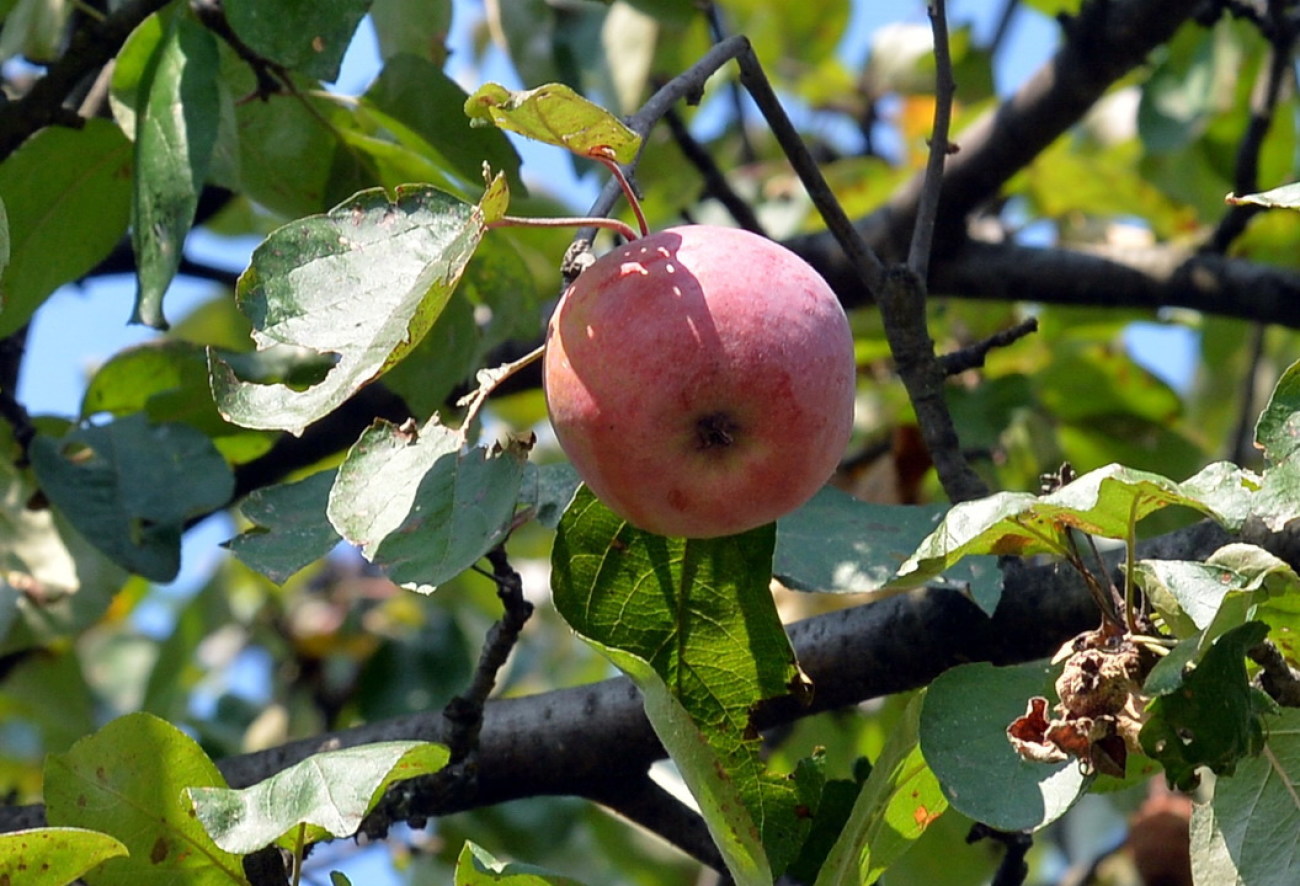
left=543, top=224, right=857, bottom=535
left=543, top=225, right=856, bottom=538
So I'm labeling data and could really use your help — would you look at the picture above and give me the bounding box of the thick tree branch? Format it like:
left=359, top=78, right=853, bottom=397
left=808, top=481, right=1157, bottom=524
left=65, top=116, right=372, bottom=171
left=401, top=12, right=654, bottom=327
left=0, top=518, right=1243, bottom=848
left=930, top=239, right=1300, bottom=328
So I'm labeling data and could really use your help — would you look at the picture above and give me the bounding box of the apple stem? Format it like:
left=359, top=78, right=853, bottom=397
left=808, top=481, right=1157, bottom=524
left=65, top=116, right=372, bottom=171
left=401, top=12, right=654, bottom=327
left=591, top=151, right=650, bottom=238
left=487, top=215, right=640, bottom=243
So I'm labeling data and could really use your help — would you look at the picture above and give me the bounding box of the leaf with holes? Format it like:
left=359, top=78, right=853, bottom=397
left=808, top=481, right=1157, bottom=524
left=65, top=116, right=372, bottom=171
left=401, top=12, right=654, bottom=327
left=210, top=185, right=484, bottom=435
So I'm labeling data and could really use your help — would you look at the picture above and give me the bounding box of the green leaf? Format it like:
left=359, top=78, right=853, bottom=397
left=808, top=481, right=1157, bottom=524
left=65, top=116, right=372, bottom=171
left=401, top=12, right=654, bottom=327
left=0, top=119, right=132, bottom=337
left=44, top=712, right=245, bottom=885
left=1227, top=181, right=1300, bottom=210
left=131, top=12, right=220, bottom=329
left=370, top=0, right=451, bottom=63
left=81, top=340, right=276, bottom=463
left=1140, top=621, right=1275, bottom=791
left=0, top=445, right=128, bottom=653
left=464, top=82, right=641, bottom=164
left=1190, top=707, right=1300, bottom=885
left=0, top=827, right=128, bottom=885
left=815, top=694, right=947, bottom=886
left=774, top=486, right=1002, bottom=613
left=232, top=79, right=371, bottom=218
left=222, top=0, right=371, bottom=81
left=551, top=486, right=807, bottom=884
left=890, top=462, right=1258, bottom=590
left=210, top=184, right=483, bottom=434
left=1136, top=543, right=1300, bottom=640
left=0, top=0, right=72, bottom=63
left=365, top=54, right=525, bottom=195
left=1256, top=358, right=1300, bottom=463
left=518, top=462, right=581, bottom=529
left=329, top=422, right=528, bottom=593
left=920, top=661, right=1088, bottom=831
left=228, top=469, right=341, bottom=583
left=29, top=415, right=235, bottom=581
left=189, top=742, right=449, bottom=853
left=107, top=10, right=164, bottom=138
left=454, top=840, right=590, bottom=885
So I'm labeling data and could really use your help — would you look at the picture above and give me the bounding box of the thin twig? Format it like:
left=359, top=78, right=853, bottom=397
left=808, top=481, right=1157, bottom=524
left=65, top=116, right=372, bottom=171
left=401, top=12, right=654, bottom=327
left=1249, top=639, right=1300, bottom=706
left=908, top=0, right=957, bottom=278
left=704, top=3, right=756, bottom=164
left=938, top=318, right=1038, bottom=375
left=662, top=106, right=767, bottom=236
left=733, top=44, right=889, bottom=296
left=988, top=0, right=1020, bottom=57
left=442, top=545, right=535, bottom=764
left=1206, top=0, right=1295, bottom=254
left=191, top=0, right=287, bottom=100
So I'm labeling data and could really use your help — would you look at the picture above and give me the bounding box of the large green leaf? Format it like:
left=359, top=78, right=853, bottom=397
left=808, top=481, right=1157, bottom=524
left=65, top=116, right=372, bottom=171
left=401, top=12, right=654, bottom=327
left=889, top=462, right=1258, bottom=590
left=774, top=486, right=1001, bottom=613
left=189, top=742, right=449, bottom=853
left=815, top=694, right=947, bottom=886
left=551, top=487, right=807, bottom=883
left=464, top=82, right=641, bottom=163
left=232, top=77, right=373, bottom=218
left=222, top=0, right=371, bottom=81
left=29, top=415, right=234, bottom=581
left=920, top=661, right=1088, bottom=831
left=131, top=11, right=220, bottom=329
left=454, top=841, right=589, bottom=885
left=328, top=418, right=529, bottom=592
left=1140, top=621, right=1275, bottom=791
left=210, top=184, right=483, bottom=434
left=1190, top=707, right=1300, bottom=886
left=0, top=119, right=132, bottom=337
left=0, top=828, right=128, bottom=886
left=44, top=712, right=244, bottom=885
left=227, top=469, right=341, bottom=584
